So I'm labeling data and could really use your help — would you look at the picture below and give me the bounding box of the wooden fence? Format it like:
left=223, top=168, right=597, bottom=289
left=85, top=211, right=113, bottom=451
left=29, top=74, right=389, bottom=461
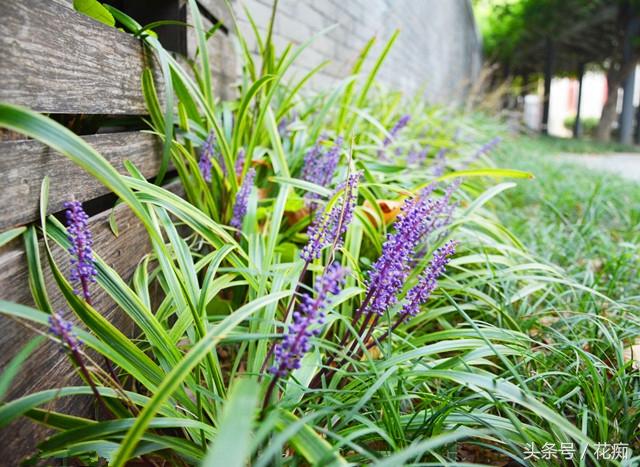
left=0, top=0, right=235, bottom=461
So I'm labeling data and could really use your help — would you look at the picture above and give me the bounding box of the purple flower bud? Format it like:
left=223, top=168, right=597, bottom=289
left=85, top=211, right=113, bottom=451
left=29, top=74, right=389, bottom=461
left=300, top=171, right=361, bottom=262
left=400, top=241, right=456, bottom=317
left=199, top=131, right=215, bottom=182
left=199, top=130, right=229, bottom=180
left=270, top=264, right=348, bottom=377
left=64, top=201, right=97, bottom=303
left=230, top=168, right=256, bottom=236
left=235, top=148, right=246, bottom=177
left=475, top=136, right=501, bottom=158
left=49, top=311, right=82, bottom=352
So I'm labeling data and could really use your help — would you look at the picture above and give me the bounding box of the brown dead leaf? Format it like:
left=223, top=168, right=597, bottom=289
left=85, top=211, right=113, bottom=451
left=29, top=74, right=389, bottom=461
left=360, top=338, right=383, bottom=360
left=253, top=158, right=271, bottom=168
left=362, top=199, right=402, bottom=227
left=284, top=206, right=310, bottom=225
left=457, top=442, right=511, bottom=465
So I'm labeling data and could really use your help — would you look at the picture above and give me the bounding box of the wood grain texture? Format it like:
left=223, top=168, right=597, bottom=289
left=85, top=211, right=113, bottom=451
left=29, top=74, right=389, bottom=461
left=0, top=0, right=158, bottom=114
left=0, top=181, right=181, bottom=463
left=0, top=0, right=238, bottom=114
left=0, top=132, right=163, bottom=232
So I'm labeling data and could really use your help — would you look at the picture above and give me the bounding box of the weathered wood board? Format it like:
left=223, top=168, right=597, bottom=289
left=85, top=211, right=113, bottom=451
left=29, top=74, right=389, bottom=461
left=0, top=1, right=157, bottom=114
left=0, top=182, right=180, bottom=462
left=0, top=132, right=162, bottom=232
left=0, top=0, right=237, bottom=114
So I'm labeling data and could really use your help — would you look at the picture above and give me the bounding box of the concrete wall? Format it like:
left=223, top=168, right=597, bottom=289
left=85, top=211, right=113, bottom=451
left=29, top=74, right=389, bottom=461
left=232, top=0, right=482, bottom=103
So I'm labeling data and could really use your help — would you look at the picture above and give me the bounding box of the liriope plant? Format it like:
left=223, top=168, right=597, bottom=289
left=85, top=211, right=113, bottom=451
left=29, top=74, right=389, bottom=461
left=0, top=1, right=636, bottom=466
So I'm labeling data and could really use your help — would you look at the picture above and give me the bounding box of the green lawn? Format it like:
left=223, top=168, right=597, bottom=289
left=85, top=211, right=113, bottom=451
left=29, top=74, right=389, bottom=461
left=486, top=135, right=640, bottom=452
left=495, top=136, right=640, bottom=306
left=530, top=135, right=640, bottom=154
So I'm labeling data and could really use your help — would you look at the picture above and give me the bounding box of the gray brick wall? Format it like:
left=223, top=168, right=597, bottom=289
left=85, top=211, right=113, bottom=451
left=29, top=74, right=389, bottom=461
left=230, top=0, right=481, bottom=103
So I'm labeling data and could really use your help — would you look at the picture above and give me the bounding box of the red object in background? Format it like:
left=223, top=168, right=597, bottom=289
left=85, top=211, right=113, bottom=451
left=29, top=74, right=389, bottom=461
left=568, top=79, right=577, bottom=111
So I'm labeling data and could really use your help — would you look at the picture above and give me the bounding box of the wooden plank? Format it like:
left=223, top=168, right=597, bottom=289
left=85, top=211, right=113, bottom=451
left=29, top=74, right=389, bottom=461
left=0, top=181, right=180, bottom=463
left=50, top=0, right=73, bottom=7
left=0, top=132, right=162, bottom=232
left=0, top=1, right=238, bottom=114
left=0, top=0, right=159, bottom=114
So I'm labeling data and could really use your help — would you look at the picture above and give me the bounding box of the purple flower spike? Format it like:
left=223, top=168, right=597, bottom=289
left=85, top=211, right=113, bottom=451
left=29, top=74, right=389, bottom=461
left=407, top=147, right=429, bottom=166
left=231, top=168, right=256, bottom=235
left=199, top=153, right=212, bottom=182
left=270, top=264, right=348, bottom=377
left=379, top=114, right=411, bottom=159
left=300, top=171, right=361, bottom=262
left=463, top=136, right=502, bottom=168
left=364, top=183, right=456, bottom=316
left=301, top=136, right=343, bottom=207
left=383, top=114, right=411, bottom=146
left=278, top=111, right=299, bottom=138
left=473, top=136, right=501, bottom=160
left=64, top=201, right=97, bottom=303
left=235, top=148, right=246, bottom=177
left=278, top=117, right=288, bottom=137
left=432, top=148, right=448, bottom=177
left=49, top=311, right=82, bottom=352
left=301, top=137, right=323, bottom=181
left=400, top=241, right=456, bottom=317
left=199, top=131, right=215, bottom=182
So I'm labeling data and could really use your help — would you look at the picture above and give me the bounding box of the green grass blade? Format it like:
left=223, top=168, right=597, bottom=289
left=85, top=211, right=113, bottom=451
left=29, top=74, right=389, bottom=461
left=0, top=226, right=26, bottom=248
left=0, top=337, right=44, bottom=402
left=111, top=291, right=289, bottom=466
left=201, top=378, right=259, bottom=467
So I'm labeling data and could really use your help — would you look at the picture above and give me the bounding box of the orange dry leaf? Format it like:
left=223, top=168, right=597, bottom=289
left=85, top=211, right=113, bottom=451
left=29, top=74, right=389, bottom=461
left=359, top=337, right=383, bottom=360
left=253, top=158, right=271, bottom=168
left=362, top=199, right=403, bottom=227
left=284, top=206, right=310, bottom=225
left=257, top=188, right=269, bottom=200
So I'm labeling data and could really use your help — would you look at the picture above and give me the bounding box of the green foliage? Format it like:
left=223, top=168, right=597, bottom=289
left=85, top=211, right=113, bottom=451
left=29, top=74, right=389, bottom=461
left=73, top=0, right=115, bottom=27
left=563, top=116, right=600, bottom=137
left=476, top=0, right=627, bottom=75
left=495, top=134, right=640, bottom=448
left=535, top=134, right=640, bottom=154
left=0, top=3, right=638, bottom=466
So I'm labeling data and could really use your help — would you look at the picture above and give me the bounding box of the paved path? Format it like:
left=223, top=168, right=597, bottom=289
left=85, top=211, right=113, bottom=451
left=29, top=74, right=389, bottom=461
left=557, top=153, right=640, bottom=182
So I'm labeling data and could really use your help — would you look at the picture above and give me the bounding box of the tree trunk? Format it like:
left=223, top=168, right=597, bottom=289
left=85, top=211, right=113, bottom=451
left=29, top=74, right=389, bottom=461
left=596, top=70, right=620, bottom=141
left=596, top=9, right=640, bottom=141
